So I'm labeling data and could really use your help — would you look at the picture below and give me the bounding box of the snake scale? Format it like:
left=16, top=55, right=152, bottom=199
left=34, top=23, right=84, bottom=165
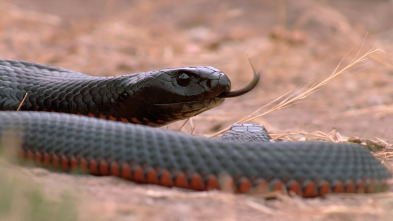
left=0, top=59, right=390, bottom=197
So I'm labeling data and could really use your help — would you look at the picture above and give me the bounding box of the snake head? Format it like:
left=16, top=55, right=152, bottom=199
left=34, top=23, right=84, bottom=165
left=118, top=66, right=259, bottom=126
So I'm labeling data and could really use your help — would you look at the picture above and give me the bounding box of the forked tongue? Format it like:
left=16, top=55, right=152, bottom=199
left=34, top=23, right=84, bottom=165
left=218, top=64, right=261, bottom=98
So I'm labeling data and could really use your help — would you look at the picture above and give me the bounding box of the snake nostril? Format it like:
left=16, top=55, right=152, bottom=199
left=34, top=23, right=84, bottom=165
left=206, top=80, right=211, bottom=88
left=218, top=75, right=231, bottom=92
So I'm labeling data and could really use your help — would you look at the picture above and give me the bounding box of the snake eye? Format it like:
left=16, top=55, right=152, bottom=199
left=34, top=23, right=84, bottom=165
left=177, top=73, right=191, bottom=87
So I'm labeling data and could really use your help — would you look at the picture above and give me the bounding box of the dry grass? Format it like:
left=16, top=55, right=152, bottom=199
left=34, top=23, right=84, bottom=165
left=16, top=93, right=28, bottom=111
left=210, top=46, right=384, bottom=139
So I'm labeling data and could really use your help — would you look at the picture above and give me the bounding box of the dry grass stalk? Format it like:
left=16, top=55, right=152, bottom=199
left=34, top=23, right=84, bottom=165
left=369, top=54, right=393, bottom=71
left=210, top=47, right=383, bottom=138
left=178, top=118, right=191, bottom=131
left=16, top=93, right=28, bottom=111
left=178, top=118, right=196, bottom=134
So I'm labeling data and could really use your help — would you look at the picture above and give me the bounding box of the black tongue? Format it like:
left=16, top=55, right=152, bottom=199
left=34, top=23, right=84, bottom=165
left=218, top=70, right=260, bottom=98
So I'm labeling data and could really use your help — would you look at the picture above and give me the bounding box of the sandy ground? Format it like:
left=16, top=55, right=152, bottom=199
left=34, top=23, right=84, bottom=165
left=1, top=0, right=393, bottom=220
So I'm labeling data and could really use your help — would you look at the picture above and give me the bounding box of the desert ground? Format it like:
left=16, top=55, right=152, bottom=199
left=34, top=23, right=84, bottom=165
left=1, top=0, right=393, bottom=220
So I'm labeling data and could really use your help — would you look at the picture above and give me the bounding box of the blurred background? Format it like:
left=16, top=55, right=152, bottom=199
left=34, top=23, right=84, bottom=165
left=2, top=1, right=393, bottom=220
left=2, top=0, right=393, bottom=139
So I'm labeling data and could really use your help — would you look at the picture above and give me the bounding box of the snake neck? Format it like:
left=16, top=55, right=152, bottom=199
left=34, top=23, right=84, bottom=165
left=0, top=70, right=141, bottom=123
left=0, top=71, right=192, bottom=125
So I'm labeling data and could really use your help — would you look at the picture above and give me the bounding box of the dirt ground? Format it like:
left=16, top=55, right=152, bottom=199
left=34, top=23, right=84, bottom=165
left=1, top=0, right=393, bottom=220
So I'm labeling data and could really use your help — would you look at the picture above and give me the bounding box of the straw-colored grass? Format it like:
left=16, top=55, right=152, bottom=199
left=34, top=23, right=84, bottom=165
left=16, top=93, right=28, bottom=111
left=210, top=46, right=384, bottom=138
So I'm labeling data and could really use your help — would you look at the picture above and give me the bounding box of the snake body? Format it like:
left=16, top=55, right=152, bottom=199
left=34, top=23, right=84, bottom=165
left=0, top=59, right=390, bottom=197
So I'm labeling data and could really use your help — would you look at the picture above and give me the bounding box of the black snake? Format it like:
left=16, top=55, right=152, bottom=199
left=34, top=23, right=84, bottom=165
left=0, top=59, right=390, bottom=197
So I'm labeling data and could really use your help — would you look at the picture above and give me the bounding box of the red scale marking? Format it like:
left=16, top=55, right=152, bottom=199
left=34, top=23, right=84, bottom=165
left=147, top=122, right=160, bottom=126
left=190, top=173, right=205, bottom=191
left=364, top=180, right=372, bottom=193
left=27, top=150, right=34, bottom=161
left=174, top=172, right=189, bottom=189
left=88, top=113, right=96, bottom=118
left=35, top=152, right=43, bottom=164
left=356, top=180, right=365, bottom=193
left=318, top=180, right=331, bottom=196
left=368, top=182, right=376, bottom=193
left=121, top=164, right=132, bottom=180
left=270, top=179, right=284, bottom=192
left=286, top=180, right=301, bottom=195
left=98, top=114, right=107, bottom=120
left=43, top=153, right=51, bottom=167
left=70, top=156, right=78, bottom=169
left=146, top=168, right=159, bottom=184
left=120, top=118, right=129, bottom=123
left=345, top=180, right=355, bottom=193
left=61, top=156, right=70, bottom=170
left=156, top=119, right=167, bottom=124
left=302, top=180, right=317, bottom=197
left=99, top=160, right=109, bottom=175
left=159, top=170, right=173, bottom=187
left=333, top=181, right=344, bottom=193
left=89, top=159, right=99, bottom=175
left=133, top=166, right=145, bottom=183
left=131, top=118, right=142, bottom=124
left=52, top=154, right=60, bottom=168
left=236, top=177, right=251, bottom=193
left=206, top=175, right=219, bottom=190
left=79, top=158, right=89, bottom=172
left=20, top=150, right=26, bottom=159
left=110, top=162, right=120, bottom=176
left=109, top=116, right=117, bottom=121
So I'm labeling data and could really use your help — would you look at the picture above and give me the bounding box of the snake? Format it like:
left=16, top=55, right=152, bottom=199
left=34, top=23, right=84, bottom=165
left=0, top=59, right=390, bottom=197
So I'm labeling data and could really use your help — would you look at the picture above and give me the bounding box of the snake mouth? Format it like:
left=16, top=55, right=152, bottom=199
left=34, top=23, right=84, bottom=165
left=153, top=97, right=224, bottom=117
left=153, top=97, right=223, bottom=110
left=218, top=68, right=261, bottom=98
